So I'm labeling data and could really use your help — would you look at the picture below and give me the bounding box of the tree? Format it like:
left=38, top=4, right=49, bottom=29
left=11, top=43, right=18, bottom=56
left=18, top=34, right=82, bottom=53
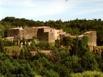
left=81, top=51, right=99, bottom=71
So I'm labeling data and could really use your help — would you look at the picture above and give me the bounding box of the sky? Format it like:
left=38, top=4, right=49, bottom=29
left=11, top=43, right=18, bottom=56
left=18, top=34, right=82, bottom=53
left=0, top=0, right=103, bottom=21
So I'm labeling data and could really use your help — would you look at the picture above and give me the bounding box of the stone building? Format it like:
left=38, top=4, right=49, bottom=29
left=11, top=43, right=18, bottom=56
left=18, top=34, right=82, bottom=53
left=5, top=27, right=36, bottom=40
left=36, top=26, right=64, bottom=43
left=20, top=27, right=36, bottom=40
left=5, top=27, right=23, bottom=40
left=5, top=26, right=97, bottom=51
left=5, top=26, right=64, bottom=44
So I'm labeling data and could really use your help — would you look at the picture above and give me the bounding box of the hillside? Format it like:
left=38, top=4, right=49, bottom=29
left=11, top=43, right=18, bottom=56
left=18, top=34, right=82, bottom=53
left=0, top=17, right=103, bottom=45
left=0, top=17, right=103, bottom=77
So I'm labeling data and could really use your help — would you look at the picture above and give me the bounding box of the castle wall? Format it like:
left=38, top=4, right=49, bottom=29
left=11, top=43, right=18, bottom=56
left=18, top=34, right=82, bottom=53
left=37, top=28, right=49, bottom=42
left=6, top=27, right=37, bottom=40
left=6, top=27, right=23, bottom=40
left=7, top=29, right=19, bottom=37
left=22, top=27, right=36, bottom=40
left=48, top=30, right=55, bottom=43
left=6, top=27, right=97, bottom=49
left=36, top=26, right=61, bottom=43
left=84, top=31, right=97, bottom=46
left=7, top=26, right=56, bottom=42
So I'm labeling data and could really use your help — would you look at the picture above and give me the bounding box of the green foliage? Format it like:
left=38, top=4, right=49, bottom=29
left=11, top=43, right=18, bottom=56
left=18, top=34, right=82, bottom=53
left=81, top=51, right=100, bottom=71
left=0, top=58, right=35, bottom=77
left=37, top=41, right=50, bottom=50
left=4, top=46, right=21, bottom=57
left=76, top=36, right=89, bottom=56
left=0, top=45, right=103, bottom=77
left=70, top=71, right=103, bottom=77
left=60, top=37, right=75, bottom=46
left=1, top=17, right=103, bottom=45
left=0, top=23, right=5, bottom=37
left=0, top=38, right=4, bottom=52
left=1, top=17, right=103, bottom=77
left=19, top=45, right=32, bottom=59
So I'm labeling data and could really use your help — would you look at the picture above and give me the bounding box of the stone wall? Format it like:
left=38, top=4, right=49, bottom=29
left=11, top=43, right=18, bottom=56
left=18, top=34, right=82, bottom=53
left=48, top=30, right=56, bottom=43
left=83, top=31, right=97, bottom=46
left=6, top=26, right=64, bottom=44
left=37, top=28, right=49, bottom=42
left=6, top=27, right=23, bottom=40
left=22, top=27, right=36, bottom=40
left=36, top=26, right=62, bottom=43
left=6, top=27, right=97, bottom=49
left=6, top=27, right=37, bottom=40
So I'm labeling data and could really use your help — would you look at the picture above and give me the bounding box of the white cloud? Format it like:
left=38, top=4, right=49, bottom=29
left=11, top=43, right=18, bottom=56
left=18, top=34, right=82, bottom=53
left=0, top=0, right=35, bottom=7
left=21, top=0, right=70, bottom=17
left=65, top=0, right=103, bottom=17
left=0, top=0, right=103, bottom=20
left=0, top=0, right=72, bottom=19
left=75, top=8, right=103, bottom=16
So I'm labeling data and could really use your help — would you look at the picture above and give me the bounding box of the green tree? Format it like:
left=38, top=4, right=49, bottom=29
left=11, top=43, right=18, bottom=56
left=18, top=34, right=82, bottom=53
left=81, top=51, right=99, bottom=71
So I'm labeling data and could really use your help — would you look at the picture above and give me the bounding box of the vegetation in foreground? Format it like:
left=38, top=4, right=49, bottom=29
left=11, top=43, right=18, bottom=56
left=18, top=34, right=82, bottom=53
left=70, top=71, right=103, bottom=77
left=0, top=36, right=103, bottom=77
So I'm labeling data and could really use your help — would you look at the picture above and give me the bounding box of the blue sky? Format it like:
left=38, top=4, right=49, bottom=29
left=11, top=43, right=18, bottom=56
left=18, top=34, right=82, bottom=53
left=0, top=0, right=103, bottom=21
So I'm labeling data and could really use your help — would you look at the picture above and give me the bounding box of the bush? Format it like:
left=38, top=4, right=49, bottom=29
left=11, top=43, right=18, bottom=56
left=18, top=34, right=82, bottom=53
left=70, top=71, right=103, bottom=77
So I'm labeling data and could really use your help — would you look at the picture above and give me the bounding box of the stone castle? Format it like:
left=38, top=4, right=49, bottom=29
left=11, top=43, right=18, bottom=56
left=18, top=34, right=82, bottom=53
left=5, top=26, right=97, bottom=52
left=5, top=26, right=64, bottom=44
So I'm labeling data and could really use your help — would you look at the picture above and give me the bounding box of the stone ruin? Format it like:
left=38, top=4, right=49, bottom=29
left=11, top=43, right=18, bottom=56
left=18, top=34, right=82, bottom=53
left=5, top=26, right=64, bottom=44
left=79, top=31, right=97, bottom=51
left=5, top=26, right=97, bottom=52
left=61, top=31, right=97, bottom=51
left=4, top=26, right=100, bottom=57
